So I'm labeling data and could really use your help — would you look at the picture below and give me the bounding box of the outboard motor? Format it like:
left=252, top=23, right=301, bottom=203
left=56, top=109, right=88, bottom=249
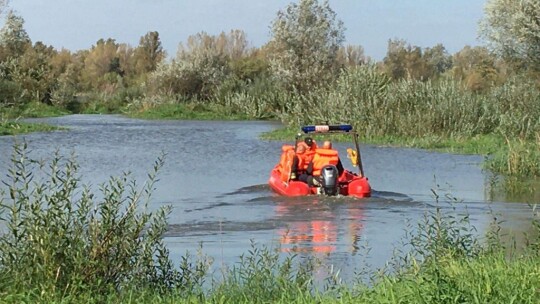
left=320, top=165, right=339, bottom=195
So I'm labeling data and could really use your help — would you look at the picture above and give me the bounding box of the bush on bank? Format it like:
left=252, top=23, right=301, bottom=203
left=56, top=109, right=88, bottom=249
left=0, top=143, right=208, bottom=299
left=0, top=144, right=539, bottom=303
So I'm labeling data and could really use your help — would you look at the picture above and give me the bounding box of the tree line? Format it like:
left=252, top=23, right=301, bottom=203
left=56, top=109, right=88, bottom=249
left=1, top=0, right=538, bottom=115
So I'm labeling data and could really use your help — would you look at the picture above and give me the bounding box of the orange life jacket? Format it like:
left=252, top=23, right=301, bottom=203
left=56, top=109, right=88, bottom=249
left=311, top=148, right=339, bottom=176
left=296, top=141, right=317, bottom=170
left=279, top=145, right=295, bottom=181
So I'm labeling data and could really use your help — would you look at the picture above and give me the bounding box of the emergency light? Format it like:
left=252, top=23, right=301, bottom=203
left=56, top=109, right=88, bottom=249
left=301, top=124, right=353, bottom=133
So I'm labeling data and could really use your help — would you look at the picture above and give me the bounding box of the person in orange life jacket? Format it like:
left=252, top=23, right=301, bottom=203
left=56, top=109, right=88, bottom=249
left=289, top=144, right=305, bottom=180
left=295, top=138, right=322, bottom=186
left=319, top=140, right=344, bottom=175
left=299, top=140, right=344, bottom=186
left=290, top=137, right=317, bottom=180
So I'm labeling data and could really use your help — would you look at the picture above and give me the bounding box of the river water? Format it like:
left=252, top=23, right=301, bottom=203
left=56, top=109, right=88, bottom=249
left=0, top=115, right=537, bottom=279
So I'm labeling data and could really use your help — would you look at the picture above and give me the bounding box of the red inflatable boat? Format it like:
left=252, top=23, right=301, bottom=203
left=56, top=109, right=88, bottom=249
left=268, top=124, right=371, bottom=198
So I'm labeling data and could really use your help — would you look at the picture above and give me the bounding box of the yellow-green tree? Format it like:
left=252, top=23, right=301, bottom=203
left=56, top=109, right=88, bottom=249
left=337, top=45, right=368, bottom=67
left=0, top=11, right=33, bottom=105
left=0, top=10, right=31, bottom=59
left=147, top=30, right=252, bottom=99
left=133, top=31, right=165, bottom=79
left=382, top=39, right=430, bottom=81
left=423, top=44, right=452, bottom=77
left=450, top=46, right=499, bottom=92
left=268, top=0, right=345, bottom=93
left=81, top=38, right=121, bottom=91
left=480, top=0, right=540, bottom=71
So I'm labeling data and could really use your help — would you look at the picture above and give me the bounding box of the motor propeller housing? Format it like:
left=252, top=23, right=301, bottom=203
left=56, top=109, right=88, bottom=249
left=320, top=164, right=339, bottom=195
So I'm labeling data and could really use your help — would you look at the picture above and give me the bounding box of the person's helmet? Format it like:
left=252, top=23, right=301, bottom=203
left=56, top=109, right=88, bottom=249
left=304, top=137, right=314, bottom=146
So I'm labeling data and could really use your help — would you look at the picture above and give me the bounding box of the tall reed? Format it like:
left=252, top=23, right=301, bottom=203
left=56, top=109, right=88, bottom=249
left=270, top=66, right=540, bottom=178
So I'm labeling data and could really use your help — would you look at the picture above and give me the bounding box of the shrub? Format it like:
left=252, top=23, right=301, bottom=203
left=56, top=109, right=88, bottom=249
left=0, top=142, right=207, bottom=297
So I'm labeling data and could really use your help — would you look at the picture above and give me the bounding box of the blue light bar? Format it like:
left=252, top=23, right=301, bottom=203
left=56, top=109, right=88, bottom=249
left=301, top=124, right=353, bottom=133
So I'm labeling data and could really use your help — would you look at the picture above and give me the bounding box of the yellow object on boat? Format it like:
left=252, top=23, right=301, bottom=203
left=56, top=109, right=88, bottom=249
left=346, top=148, right=358, bottom=166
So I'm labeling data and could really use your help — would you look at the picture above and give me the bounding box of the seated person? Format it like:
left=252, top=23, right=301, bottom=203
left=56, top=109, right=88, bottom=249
left=297, top=137, right=317, bottom=152
left=297, top=140, right=343, bottom=186
left=321, top=140, right=344, bottom=175
left=290, top=137, right=317, bottom=179
left=289, top=144, right=306, bottom=180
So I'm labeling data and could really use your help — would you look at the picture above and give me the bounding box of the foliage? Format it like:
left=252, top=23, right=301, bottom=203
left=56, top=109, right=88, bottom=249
left=1, top=101, right=69, bottom=118
left=0, top=120, right=60, bottom=135
left=449, top=45, right=500, bottom=92
left=146, top=30, right=251, bottom=100
left=0, top=143, right=208, bottom=297
left=207, top=243, right=316, bottom=303
left=480, top=0, right=540, bottom=71
left=268, top=0, right=345, bottom=93
left=133, top=31, right=165, bottom=78
left=337, top=44, right=368, bottom=67
left=0, top=0, right=538, bottom=180
left=487, top=138, right=540, bottom=177
left=127, top=99, right=250, bottom=120
left=0, top=76, right=21, bottom=106
left=266, top=64, right=540, bottom=178
left=382, top=40, right=452, bottom=81
left=80, top=38, right=122, bottom=91
left=0, top=10, right=31, bottom=58
left=0, top=151, right=539, bottom=303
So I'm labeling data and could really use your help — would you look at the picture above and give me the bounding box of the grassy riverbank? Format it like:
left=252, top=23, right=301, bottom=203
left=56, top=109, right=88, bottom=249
left=0, top=144, right=539, bottom=303
left=3, top=70, right=539, bottom=182
left=5, top=250, right=539, bottom=303
left=0, top=120, right=61, bottom=135
left=0, top=102, right=69, bottom=135
left=127, top=102, right=251, bottom=120
left=261, top=127, right=505, bottom=155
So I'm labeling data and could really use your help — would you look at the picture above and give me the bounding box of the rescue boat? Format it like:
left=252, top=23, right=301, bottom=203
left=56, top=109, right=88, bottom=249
left=268, top=124, right=371, bottom=198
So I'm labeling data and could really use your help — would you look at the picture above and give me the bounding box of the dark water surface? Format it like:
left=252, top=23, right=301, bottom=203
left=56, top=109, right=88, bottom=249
left=0, top=115, right=536, bottom=278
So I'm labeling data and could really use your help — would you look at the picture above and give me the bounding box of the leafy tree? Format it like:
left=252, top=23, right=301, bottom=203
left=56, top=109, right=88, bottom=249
left=0, top=10, right=31, bottom=58
left=382, top=40, right=452, bottom=81
left=268, top=0, right=345, bottom=93
left=450, top=45, right=499, bottom=92
left=81, top=38, right=120, bottom=90
left=382, top=39, right=430, bottom=81
left=133, top=31, right=165, bottom=76
left=480, top=0, right=540, bottom=71
left=423, top=44, right=452, bottom=76
left=14, top=42, right=57, bottom=103
left=337, top=44, right=368, bottom=67
left=108, top=56, right=123, bottom=76
left=48, top=48, right=84, bottom=109
left=229, top=48, right=269, bottom=82
left=148, top=30, right=251, bottom=100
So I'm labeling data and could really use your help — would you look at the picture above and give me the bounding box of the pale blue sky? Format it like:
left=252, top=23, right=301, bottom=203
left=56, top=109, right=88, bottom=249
left=9, top=0, right=486, bottom=60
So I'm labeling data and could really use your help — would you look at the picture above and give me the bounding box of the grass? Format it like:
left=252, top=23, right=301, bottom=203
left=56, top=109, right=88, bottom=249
left=353, top=253, right=540, bottom=303
left=127, top=102, right=251, bottom=120
left=1, top=101, right=70, bottom=118
left=0, top=102, right=68, bottom=135
left=0, top=120, right=62, bottom=136
left=269, top=67, right=540, bottom=179
left=261, top=127, right=505, bottom=155
left=0, top=143, right=539, bottom=303
left=3, top=66, right=539, bottom=179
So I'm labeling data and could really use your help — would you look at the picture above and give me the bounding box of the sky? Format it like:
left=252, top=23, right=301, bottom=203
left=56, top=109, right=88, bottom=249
left=8, top=0, right=487, bottom=61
